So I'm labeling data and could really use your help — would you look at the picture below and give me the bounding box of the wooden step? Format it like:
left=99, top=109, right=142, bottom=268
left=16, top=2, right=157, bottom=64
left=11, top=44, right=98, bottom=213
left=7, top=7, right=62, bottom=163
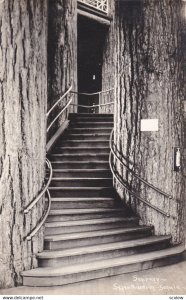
left=47, top=208, right=131, bottom=222
left=63, top=134, right=110, bottom=141
left=50, top=161, right=110, bottom=169
left=58, top=140, right=109, bottom=147
left=37, top=235, right=171, bottom=267
left=45, top=216, right=139, bottom=235
left=68, top=128, right=112, bottom=134
left=49, top=186, right=115, bottom=197
left=51, top=169, right=112, bottom=178
left=50, top=178, right=113, bottom=187
left=22, top=245, right=184, bottom=287
left=52, top=147, right=110, bottom=155
left=69, top=113, right=114, bottom=118
left=70, top=122, right=113, bottom=128
left=49, top=154, right=109, bottom=162
left=44, top=226, right=153, bottom=250
left=69, top=116, right=113, bottom=122
left=49, top=197, right=117, bottom=209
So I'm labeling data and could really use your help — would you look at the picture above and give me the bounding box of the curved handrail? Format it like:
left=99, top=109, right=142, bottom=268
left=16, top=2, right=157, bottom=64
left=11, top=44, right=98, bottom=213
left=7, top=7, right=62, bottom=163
left=24, top=159, right=53, bottom=214
left=109, top=153, right=170, bottom=217
left=110, top=129, right=172, bottom=199
left=109, top=129, right=172, bottom=217
left=47, top=85, right=72, bottom=118
left=47, top=97, right=73, bottom=133
left=25, top=189, right=51, bottom=241
left=24, top=159, right=52, bottom=240
left=25, top=87, right=115, bottom=240
left=46, top=87, right=114, bottom=133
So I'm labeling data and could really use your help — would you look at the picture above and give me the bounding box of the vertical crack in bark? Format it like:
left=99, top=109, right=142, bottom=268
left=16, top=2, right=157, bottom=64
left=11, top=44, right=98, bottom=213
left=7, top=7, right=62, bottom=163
left=19, top=73, right=26, bottom=149
left=8, top=0, right=13, bottom=46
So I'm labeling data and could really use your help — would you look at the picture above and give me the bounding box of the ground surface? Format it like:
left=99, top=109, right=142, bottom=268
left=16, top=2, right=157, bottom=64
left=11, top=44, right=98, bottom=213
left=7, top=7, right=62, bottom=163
left=1, top=257, right=186, bottom=295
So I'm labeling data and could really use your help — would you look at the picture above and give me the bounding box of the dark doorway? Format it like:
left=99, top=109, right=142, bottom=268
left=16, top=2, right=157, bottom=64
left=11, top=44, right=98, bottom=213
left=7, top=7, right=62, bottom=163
left=78, top=15, right=107, bottom=113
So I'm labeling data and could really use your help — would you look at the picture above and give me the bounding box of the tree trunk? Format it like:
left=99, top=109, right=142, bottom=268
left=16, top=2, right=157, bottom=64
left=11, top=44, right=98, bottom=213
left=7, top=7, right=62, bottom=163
left=48, top=0, right=77, bottom=134
left=0, top=0, right=48, bottom=288
left=113, top=0, right=185, bottom=244
left=101, top=0, right=115, bottom=114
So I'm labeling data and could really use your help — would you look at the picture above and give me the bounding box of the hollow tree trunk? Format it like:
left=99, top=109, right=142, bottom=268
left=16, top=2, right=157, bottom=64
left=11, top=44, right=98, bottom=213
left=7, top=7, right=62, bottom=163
left=113, top=0, right=185, bottom=244
left=0, top=0, right=48, bottom=288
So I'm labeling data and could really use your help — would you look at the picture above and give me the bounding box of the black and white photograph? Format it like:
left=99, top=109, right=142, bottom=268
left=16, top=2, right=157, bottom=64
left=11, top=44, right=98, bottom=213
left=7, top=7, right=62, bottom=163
left=0, top=0, right=186, bottom=298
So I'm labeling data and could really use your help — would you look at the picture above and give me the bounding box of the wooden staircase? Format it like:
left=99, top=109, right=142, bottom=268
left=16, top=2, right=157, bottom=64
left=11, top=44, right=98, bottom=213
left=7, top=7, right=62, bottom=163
left=22, top=113, right=183, bottom=286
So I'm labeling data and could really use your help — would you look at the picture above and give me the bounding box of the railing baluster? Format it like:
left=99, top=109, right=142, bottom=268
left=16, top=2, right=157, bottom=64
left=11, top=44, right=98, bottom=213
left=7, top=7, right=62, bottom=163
left=78, top=0, right=108, bottom=14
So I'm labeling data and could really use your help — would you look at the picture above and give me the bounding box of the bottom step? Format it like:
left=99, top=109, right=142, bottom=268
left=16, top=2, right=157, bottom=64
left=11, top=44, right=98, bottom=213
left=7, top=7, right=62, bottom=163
left=22, top=245, right=184, bottom=287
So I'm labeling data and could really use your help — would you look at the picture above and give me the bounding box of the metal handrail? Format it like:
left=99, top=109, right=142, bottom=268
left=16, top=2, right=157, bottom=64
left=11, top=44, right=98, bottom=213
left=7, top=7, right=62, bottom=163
left=71, top=88, right=115, bottom=112
left=47, top=85, right=72, bottom=118
left=71, top=88, right=114, bottom=96
left=25, top=190, right=51, bottom=241
left=24, top=159, right=53, bottom=240
left=24, top=87, right=114, bottom=240
left=109, top=154, right=170, bottom=217
left=47, top=97, right=73, bottom=133
left=110, top=130, right=172, bottom=199
left=24, top=159, right=53, bottom=214
left=109, top=129, right=171, bottom=217
left=47, top=87, right=114, bottom=132
left=71, top=102, right=114, bottom=109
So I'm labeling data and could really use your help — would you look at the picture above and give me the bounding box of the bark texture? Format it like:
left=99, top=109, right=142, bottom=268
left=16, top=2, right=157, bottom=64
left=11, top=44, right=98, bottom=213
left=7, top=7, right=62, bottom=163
left=48, top=0, right=77, bottom=134
left=101, top=0, right=115, bottom=113
left=113, top=0, right=185, bottom=244
left=0, top=0, right=48, bottom=288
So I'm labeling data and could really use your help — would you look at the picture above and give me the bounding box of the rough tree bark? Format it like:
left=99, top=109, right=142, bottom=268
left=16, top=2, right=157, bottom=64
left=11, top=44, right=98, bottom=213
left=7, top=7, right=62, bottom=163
left=48, top=0, right=77, bottom=131
left=101, top=0, right=115, bottom=114
left=0, top=0, right=48, bottom=288
left=113, top=0, right=185, bottom=244
left=79, top=0, right=185, bottom=242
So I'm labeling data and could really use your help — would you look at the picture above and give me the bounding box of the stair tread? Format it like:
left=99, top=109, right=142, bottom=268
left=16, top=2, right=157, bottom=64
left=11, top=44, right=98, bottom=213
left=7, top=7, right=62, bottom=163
left=69, top=128, right=113, bottom=130
left=49, top=208, right=127, bottom=215
left=50, top=154, right=109, bottom=157
left=50, top=197, right=115, bottom=201
left=22, top=245, right=183, bottom=277
left=51, top=178, right=111, bottom=181
left=71, top=122, right=113, bottom=124
left=37, top=235, right=172, bottom=259
left=51, top=169, right=111, bottom=172
left=44, top=226, right=153, bottom=242
left=45, top=216, right=139, bottom=227
left=59, top=140, right=109, bottom=142
left=49, top=187, right=112, bottom=190
left=69, top=113, right=114, bottom=116
left=64, top=134, right=110, bottom=136
left=55, top=147, right=110, bottom=149
left=50, top=161, right=109, bottom=163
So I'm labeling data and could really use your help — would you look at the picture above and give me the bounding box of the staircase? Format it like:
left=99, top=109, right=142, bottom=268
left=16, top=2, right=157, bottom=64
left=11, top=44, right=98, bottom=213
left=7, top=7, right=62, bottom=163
left=22, top=113, right=183, bottom=287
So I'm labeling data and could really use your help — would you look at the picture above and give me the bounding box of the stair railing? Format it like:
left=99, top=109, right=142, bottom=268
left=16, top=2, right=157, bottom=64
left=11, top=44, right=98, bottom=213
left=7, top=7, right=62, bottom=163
left=70, top=88, right=114, bottom=112
left=78, top=0, right=109, bottom=14
left=23, top=158, right=53, bottom=240
left=23, top=86, right=73, bottom=241
left=109, top=128, right=174, bottom=218
left=24, top=86, right=114, bottom=240
left=47, top=85, right=73, bottom=133
left=47, top=87, right=114, bottom=133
